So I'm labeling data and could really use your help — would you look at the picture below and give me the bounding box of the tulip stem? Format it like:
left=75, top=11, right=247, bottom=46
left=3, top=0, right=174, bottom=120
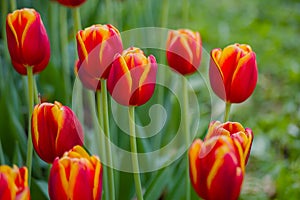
left=101, top=79, right=115, bottom=200
left=128, top=106, right=143, bottom=200
left=26, top=67, right=34, bottom=186
left=96, top=91, right=109, bottom=200
left=182, top=77, right=191, bottom=200
left=73, top=7, right=82, bottom=34
left=224, top=102, right=232, bottom=122
left=60, top=6, right=71, bottom=102
left=9, top=0, right=16, bottom=11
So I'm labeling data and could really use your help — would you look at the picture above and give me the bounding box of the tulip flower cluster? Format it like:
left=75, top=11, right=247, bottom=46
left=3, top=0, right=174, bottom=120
left=4, top=2, right=260, bottom=200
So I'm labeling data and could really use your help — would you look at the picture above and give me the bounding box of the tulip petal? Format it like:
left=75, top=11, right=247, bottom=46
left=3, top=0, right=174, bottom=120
left=230, top=52, right=258, bottom=103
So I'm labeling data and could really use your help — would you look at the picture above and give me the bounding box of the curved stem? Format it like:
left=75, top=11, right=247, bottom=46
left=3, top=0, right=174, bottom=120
left=182, top=76, right=190, bottom=200
left=26, top=67, right=34, bottom=186
left=101, top=80, right=115, bottom=200
left=224, top=102, right=232, bottom=122
left=129, top=106, right=143, bottom=200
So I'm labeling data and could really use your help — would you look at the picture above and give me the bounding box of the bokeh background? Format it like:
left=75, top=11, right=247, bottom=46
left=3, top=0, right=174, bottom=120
left=0, top=0, right=300, bottom=199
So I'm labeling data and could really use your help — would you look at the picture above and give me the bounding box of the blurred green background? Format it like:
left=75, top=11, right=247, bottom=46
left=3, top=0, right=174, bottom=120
left=1, top=0, right=300, bottom=199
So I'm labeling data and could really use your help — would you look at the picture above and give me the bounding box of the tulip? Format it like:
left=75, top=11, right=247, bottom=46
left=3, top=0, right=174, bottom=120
left=0, top=165, right=30, bottom=200
left=31, top=101, right=84, bottom=163
left=107, top=47, right=158, bottom=106
left=76, top=24, right=123, bottom=90
left=209, top=43, right=258, bottom=103
left=48, top=145, right=103, bottom=200
left=6, top=8, right=50, bottom=75
left=189, top=121, right=253, bottom=200
left=55, top=0, right=86, bottom=7
left=166, top=29, right=202, bottom=75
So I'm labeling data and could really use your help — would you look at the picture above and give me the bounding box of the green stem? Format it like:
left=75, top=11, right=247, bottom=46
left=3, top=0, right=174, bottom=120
left=182, top=77, right=190, bottom=200
left=101, top=80, right=115, bottom=200
left=26, top=67, right=34, bottom=186
left=9, top=0, right=16, bottom=11
left=60, top=6, right=71, bottom=102
left=73, top=7, right=82, bottom=34
left=128, top=106, right=143, bottom=200
left=105, top=0, right=114, bottom=23
left=0, top=139, right=4, bottom=165
left=33, top=78, right=39, bottom=104
left=224, top=102, right=232, bottom=122
left=96, top=91, right=109, bottom=200
left=161, top=0, right=169, bottom=27
left=183, top=0, right=189, bottom=25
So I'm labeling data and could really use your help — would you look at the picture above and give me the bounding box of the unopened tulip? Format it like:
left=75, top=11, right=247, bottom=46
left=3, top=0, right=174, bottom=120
left=48, top=145, right=103, bottom=200
left=189, top=121, right=253, bottom=200
left=55, top=0, right=86, bottom=7
left=209, top=43, right=258, bottom=103
left=76, top=24, right=123, bottom=90
left=6, top=8, right=50, bottom=75
left=166, top=29, right=202, bottom=75
left=31, top=101, right=84, bottom=163
left=107, top=47, right=157, bottom=106
left=0, top=165, right=30, bottom=200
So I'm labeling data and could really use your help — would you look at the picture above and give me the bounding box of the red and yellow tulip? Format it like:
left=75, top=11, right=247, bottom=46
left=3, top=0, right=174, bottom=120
left=76, top=24, right=123, bottom=90
left=6, top=8, right=50, bottom=75
left=55, top=0, right=86, bottom=7
left=48, top=145, right=103, bottom=200
left=0, top=165, right=30, bottom=200
left=209, top=43, right=258, bottom=103
left=107, top=47, right=157, bottom=106
left=31, top=101, right=84, bottom=163
left=189, top=121, right=253, bottom=200
left=166, top=29, right=202, bottom=75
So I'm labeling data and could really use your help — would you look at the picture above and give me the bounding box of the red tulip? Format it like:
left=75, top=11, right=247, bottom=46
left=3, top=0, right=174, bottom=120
left=76, top=24, right=123, bottom=90
left=0, top=165, right=30, bottom=200
left=166, top=29, right=202, bottom=75
left=55, top=0, right=86, bottom=7
left=49, top=145, right=103, bottom=200
left=6, top=8, right=50, bottom=75
left=189, top=121, right=253, bottom=200
left=107, top=47, right=157, bottom=106
left=31, top=101, right=84, bottom=163
left=209, top=43, right=258, bottom=103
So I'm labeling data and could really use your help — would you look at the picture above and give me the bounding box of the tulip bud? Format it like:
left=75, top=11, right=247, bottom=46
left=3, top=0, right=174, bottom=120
left=107, top=47, right=157, bottom=106
left=6, top=8, right=50, bottom=75
left=209, top=43, right=258, bottom=103
left=166, top=29, right=202, bottom=75
left=55, top=0, right=86, bottom=7
left=76, top=24, right=123, bottom=90
left=49, top=145, right=103, bottom=200
left=189, top=121, right=254, bottom=200
left=0, top=165, right=30, bottom=200
left=31, top=101, right=84, bottom=163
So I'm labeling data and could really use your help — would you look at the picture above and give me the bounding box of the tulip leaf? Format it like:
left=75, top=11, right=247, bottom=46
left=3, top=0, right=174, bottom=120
left=144, top=166, right=173, bottom=200
left=31, top=179, right=49, bottom=200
